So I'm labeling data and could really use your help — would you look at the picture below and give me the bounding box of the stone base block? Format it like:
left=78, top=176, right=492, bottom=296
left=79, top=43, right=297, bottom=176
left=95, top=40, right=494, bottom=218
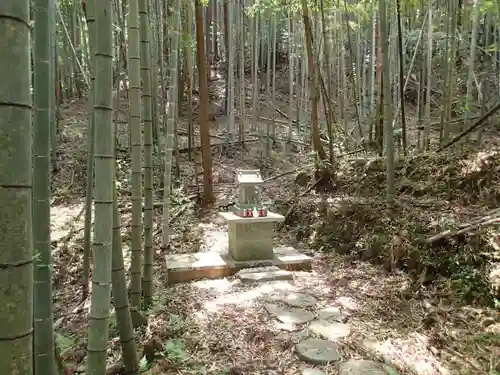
left=228, top=221, right=275, bottom=261
left=219, top=211, right=285, bottom=262
left=166, top=246, right=312, bottom=284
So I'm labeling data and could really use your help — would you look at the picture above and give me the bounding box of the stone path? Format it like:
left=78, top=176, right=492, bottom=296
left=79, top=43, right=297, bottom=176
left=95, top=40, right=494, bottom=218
left=235, top=267, right=400, bottom=375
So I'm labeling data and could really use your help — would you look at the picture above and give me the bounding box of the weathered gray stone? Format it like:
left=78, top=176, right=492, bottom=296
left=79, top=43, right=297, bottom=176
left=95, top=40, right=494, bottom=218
left=302, top=369, right=327, bottom=375
left=219, top=211, right=285, bottom=262
left=228, top=221, right=275, bottom=261
left=295, top=339, right=341, bottom=364
left=264, top=303, right=314, bottom=324
left=166, top=246, right=311, bottom=284
left=236, top=269, right=293, bottom=283
left=309, top=320, right=351, bottom=341
left=282, top=292, right=318, bottom=308
left=317, top=307, right=346, bottom=322
left=338, top=359, right=397, bottom=374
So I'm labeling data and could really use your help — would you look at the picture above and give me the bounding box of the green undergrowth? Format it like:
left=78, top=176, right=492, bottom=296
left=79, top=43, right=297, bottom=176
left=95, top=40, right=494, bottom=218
left=275, top=149, right=500, bottom=307
left=337, top=149, right=500, bottom=206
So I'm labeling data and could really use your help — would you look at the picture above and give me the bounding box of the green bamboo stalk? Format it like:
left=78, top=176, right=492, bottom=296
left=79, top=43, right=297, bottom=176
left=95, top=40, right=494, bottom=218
left=0, top=1, right=34, bottom=373
left=139, top=0, right=154, bottom=308
left=33, top=0, right=56, bottom=372
left=86, top=0, right=114, bottom=373
left=128, top=0, right=143, bottom=315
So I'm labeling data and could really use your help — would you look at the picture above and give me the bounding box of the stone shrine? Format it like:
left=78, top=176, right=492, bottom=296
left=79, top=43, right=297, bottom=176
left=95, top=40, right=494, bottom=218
left=219, top=169, right=283, bottom=262
left=230, top=169, right=267, bottom=218
left=165, top=169, right=311, bottom=283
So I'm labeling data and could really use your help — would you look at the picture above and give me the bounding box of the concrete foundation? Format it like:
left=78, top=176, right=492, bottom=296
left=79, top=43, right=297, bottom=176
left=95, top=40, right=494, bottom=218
left=166, top=246, right=312, bottom=284
left=164, top=206, right=311, bottom=284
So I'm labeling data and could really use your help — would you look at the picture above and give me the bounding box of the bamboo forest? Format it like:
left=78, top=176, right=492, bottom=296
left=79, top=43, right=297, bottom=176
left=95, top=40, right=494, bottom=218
left=1, top=0, right=500, bottom=373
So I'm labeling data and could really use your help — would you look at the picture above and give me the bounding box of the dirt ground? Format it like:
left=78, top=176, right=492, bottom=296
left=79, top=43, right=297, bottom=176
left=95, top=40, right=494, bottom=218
left=51, top=80, right=500, bottom=375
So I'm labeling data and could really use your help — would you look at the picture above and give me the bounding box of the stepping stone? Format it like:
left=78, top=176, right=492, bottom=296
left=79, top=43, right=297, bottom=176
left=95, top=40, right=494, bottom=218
left=282, top=292, right=318, bottom=308
left=309, top=320, right=351, bottom=341
left=295, top=339, right=341, bottom=365
left=317, top=307, right=346, bottom=322
left=338, top=359, right=398, bottom=375
left=264, top=303, right=314, bottom=325
left=302, top=369, right=327, bottom=375
left=236, top=268, right=293, bottom=283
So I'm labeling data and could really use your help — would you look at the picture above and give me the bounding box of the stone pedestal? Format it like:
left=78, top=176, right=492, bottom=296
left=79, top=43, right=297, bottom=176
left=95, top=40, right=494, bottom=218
left=219, top=211, right=284, bottom=262
left=165, top=246, right=311, bottom=284
left=164, top=169, right=311, bottom=284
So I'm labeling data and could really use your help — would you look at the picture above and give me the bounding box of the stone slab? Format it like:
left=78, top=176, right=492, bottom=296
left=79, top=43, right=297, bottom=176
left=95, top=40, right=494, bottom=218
left=282, top=292, right=318, bottom=307
left=264, top=303, right=315, bottom=324
left=236, top=269, right=293, bottom=283
left=237, top=265, right=282, bottom=273
left=235, top=169, right=263, bottom=185
left=219, top=211, right=285, bottom=224
left=224, top=247, right=312, bottom=271
left=166, top=247, right=312, bottom=284
left=221, top=253, right=275, bottom=268
left=166, top=252, right=233, bottom=283
left=273, top=247, right=313, bottom=270
left=317, top=307, right=346, bottom=322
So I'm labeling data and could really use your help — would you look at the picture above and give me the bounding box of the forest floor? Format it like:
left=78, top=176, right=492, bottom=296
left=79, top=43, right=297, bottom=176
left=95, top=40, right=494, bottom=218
left=51, top=76, right=500, bottom=375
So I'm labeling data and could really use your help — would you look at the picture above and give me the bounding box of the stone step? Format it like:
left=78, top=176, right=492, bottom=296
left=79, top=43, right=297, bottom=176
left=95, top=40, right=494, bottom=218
left=264, top=303, right=315, bottom=325
left=236, top=267, right=294, bottom=283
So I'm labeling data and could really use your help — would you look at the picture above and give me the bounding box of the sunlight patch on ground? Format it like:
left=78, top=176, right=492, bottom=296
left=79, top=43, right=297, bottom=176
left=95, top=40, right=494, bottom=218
left=189, top=269, right=332, bottom=317
left=191, top=277, right=295, bottom=313
left=191, top=278, right=236, bottom=293
left=163, top=258, right=471, bottom=374
left=203, top=281, right=294, bottom=312
left=198, top=222, right=228, bottom=253
left=51, top=202, right=85, bottom=242
left=461, top=150, right=499, bottom=175
left=348, top=275, right=411, bottom=298
left=292, top=270, right=334, bottom=298
left=334, top=296, right=360, bottom=312
left=364, top=332, right=451, bottom=375
left=121, top=243, right=132, bottom=269
left=485, top=230, right=500, bottom=253
left=485, top=230, right=500, bottom=296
